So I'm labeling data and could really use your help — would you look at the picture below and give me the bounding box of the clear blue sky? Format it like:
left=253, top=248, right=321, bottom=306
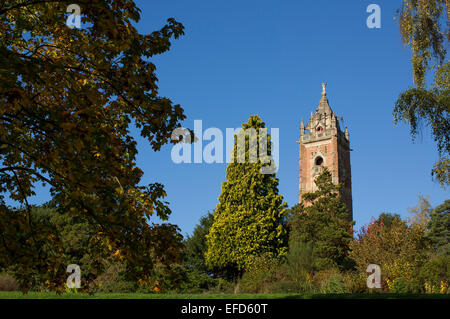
left=27, top=0, right=450, bottom=236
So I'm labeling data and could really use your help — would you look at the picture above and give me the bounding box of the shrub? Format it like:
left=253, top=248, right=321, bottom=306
left=419, top=256, right=450, bottom=293
left=391, top=277, right=421, bottom=294
left=285, top=241, right=316, bottom=288
left=316, top=270, right=349, bottom=294
left=213, top=278, right=234, bottom=294
left=179, top=270, right=217, bottom=293
left=238, top=253, right=285, bottom=293
left=343, top=272, right=368, bottom=293
left=349, top=217, right=428, bottom=282
left=0, top=273, right=19, bottom=291
left=93, top=261, right=137, bottom=293
left=148, top=262, right=186, bottom=293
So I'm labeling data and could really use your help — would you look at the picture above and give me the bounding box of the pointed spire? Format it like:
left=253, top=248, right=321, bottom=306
left=300, top=119, right=304, bottom=128
left=317, top=82, right=332, bottom=114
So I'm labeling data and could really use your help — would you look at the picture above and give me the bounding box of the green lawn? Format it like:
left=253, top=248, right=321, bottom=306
left=0, top=291, right=449, bottom=299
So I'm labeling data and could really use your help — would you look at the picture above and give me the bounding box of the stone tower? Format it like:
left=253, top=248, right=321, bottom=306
left=298, top=83, right=353, bottom=220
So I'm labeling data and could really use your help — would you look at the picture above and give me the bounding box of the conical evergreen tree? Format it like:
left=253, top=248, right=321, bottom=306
left=205, top=115, right=287, bottom=277
left=289, top=168, right=354, bottom=270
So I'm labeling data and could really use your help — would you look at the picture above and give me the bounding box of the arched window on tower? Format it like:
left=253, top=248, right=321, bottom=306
left=316, top=126, right=323, bottom=132
left=312, top=156, right=325, bottom=190
left=315, top=156, right=323, bottom=166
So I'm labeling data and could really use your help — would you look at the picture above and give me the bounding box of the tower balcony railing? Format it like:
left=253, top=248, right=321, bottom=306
left=301, top=130, right=333, bottom=143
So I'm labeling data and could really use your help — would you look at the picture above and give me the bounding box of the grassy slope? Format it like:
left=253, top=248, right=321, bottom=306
left=0, top=292, right=449, bottom=299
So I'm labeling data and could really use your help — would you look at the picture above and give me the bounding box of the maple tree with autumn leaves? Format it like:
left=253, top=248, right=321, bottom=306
left=0, top=0, right=185, bottom=291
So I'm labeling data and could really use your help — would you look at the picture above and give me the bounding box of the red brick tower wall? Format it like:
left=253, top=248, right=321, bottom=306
left=298, top=84, right=353, bottom=220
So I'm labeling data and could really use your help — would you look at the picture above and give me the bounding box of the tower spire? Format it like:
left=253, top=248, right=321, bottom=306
left=318, top=82, right=332, bottom=114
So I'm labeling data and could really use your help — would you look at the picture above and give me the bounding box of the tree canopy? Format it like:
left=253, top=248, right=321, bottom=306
left=377, top=212, right=402, bottom=229
left=426, top=199, right=450, bottom=256
left=184, top=212, right=214, bottom=274
left=394, top=0, right=449, bottom=187
left=408, top=194, right=432, bottom=227
left=349, top=215, right=428, bottom=281
left=288, top=168, right=354, bottom=271
left=205, top=115, right=287, bottom=277
left=0, top=0, right=185, bottom=291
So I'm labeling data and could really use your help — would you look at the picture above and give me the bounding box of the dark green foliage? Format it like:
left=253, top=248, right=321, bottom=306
left=2, top=204, right=106, bottom=291
left=377, top=212, right=402, bottom=229
left=33, top=204, right=108, bottom=284
left=426, top=199, right=450, bottom=256
left=342, top=272, right=368, bottom=294
left=184, top=212, right=214, bottom=274
left=289, top=168, right=354, bottom=271
left=8, top=203, right=185, bottom=293
left=148, top=262, right=186, bottom=293
left=92, top=258, right=138, bottom=293
left=285, top=241, right=316, bottom=290
left=419, top=255, right=450, bottom=291
left=319, top=273, right=349, bottom=294
left=179, top=270, right=217, bottom=293
left=391, top=277, right=421, bottom=294
left=179, top=212, right=237, bottom=293
left=178, top=269, right=234, bottom=294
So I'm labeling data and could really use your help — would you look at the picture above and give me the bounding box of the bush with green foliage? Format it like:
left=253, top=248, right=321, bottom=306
left=419, top=255, right=450, bottom=293
left=184, top=212, right=214, bottom=274
left=93, top=260, right=137, bottom=293
left=349, top=216, right=428, bottom=283
left=390, top=277, right=421, bottom=294
left=285, top=241, right=316, bottom=292
left=238, top=253, right=286, bottom=294
left=315, top=270, right=349, bottom=294
left=179, top=270, right=217, bottom=293
left=177, top=268, right=234, bottom=294
left=212, top=278, right=235, bottom=294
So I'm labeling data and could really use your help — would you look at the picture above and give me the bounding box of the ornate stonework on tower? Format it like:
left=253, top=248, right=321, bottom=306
left=298, top=84, right=353, bottom=220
